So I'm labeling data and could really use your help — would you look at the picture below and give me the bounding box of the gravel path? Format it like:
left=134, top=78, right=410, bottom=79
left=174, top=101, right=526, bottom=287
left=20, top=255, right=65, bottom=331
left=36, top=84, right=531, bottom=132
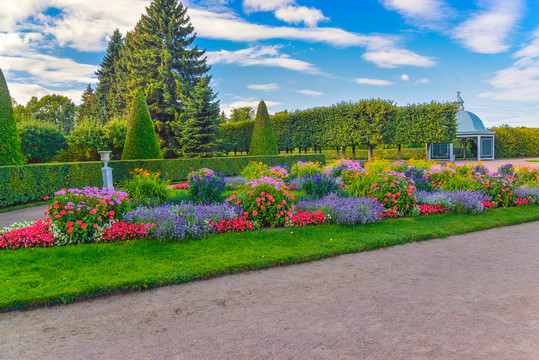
left=1, top=221, right=538, bottom=360
left=0, top=205, right=47, bottom=229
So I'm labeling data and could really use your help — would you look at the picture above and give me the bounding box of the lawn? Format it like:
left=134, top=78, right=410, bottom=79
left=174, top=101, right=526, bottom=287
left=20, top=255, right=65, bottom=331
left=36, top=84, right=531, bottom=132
left=1, top=205, right=538, bottom=312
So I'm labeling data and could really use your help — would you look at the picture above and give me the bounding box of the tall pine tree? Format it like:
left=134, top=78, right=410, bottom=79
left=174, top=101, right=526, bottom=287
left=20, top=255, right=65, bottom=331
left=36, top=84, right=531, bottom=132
left=77, top=84, right=100, bottom=125
left=95, top=29, right=124, bottom=123
left=0, top=68, right=24, bottom=165
left=119, top=0, right=210, bottom=157
left=180, top=77, right=220, bottom=157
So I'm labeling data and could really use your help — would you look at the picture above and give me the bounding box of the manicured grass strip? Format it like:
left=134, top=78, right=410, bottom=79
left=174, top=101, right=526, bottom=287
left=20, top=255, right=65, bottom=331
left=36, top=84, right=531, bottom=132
left=1, top=205, right=538, bottom=311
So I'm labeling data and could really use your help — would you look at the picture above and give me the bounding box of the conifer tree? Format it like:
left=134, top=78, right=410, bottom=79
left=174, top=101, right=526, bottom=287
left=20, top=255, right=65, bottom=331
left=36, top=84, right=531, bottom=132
left=122, top=89, right=163, bottom=160
left=77, top=84, right=100, bottom=125
left=249, top=101, right=278, bottom=155
left=0, top=69, right=24, bottom=165
left=119, top=0, right=210, bottom=157
left=95, top=29, right=124, bottom=123
left=180, top=77, right=220, bottom=157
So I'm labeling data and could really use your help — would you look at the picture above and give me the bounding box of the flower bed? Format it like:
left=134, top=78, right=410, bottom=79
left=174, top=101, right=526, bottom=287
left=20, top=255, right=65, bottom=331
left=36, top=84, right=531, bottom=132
left=0, top=219, right=54, bottom=250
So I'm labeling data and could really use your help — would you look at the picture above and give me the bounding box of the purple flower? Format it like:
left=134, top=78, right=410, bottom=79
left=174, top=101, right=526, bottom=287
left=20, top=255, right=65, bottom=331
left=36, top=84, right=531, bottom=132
left=415, top=190, right=485, bottom=214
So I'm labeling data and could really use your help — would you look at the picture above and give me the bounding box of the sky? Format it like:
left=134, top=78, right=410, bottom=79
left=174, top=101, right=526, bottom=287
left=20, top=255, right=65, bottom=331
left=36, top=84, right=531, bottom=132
left=1, top=0, right=538, bottom=127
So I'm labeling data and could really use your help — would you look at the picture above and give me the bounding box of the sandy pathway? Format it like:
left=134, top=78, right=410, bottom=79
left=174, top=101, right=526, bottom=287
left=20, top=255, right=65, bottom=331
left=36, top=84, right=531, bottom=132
left=1, top=221, right=538, bottom=359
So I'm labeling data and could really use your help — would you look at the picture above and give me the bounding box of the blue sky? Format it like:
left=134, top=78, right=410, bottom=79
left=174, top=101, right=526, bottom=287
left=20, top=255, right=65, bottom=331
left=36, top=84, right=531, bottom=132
left=1, top=0, right=538, bottom=127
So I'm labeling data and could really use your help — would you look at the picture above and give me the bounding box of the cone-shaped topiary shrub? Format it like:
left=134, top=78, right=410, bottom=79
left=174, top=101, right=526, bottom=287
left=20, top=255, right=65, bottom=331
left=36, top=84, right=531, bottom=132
left=249, top=100, right=278, bottom=155
left=122, top=89, right=163, bottom=160
left=0, top=68, right=24, bottom=166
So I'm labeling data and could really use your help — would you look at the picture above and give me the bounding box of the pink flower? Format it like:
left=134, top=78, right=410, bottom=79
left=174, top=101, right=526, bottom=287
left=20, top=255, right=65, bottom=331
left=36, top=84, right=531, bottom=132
left=66, top=221, right=73, bottom=227
left=81, top=223, right=87, bottom=229
left=90, top=209, right=97, bottom=215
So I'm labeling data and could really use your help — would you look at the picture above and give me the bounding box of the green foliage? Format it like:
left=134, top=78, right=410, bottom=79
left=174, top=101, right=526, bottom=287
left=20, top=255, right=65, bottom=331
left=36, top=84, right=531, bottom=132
left=300, top=175, right=340, bottom=199
left=180, top=77, right=220, bottom=157
left=56, top=123, right=106, bottom=162
left=95, top=29, right=125, bottom=123
left=103, top=117, right=127, bottom=159
left=0, top=69, right=24, bottom=166
left=229, top=107, right=254, bottom=122
left=23, top=94, right=77, bottom=134
left=240, top=161, right=270, bottom=180
left=122, top=89, right=163, bottom=160
left=118, top=0, right=210, bottom=157
left=77, top=84, right=101, bottom=125
left=490, top=126, right=539, bottom=158
left=219, top=120, right=253, bottom=154
left=0, top=154, right=324, bottom=208
left=18, top=120, right=67, bottom=163
left=123, top=168, right=170, bottom=203
left=290, top=161, right=323, bottom=178
left=250, top=101, right=278, bottom=155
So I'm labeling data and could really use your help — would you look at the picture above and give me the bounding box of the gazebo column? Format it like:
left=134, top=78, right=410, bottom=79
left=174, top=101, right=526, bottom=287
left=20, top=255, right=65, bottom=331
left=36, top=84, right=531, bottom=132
left=477, top=135, right=482, bottom=161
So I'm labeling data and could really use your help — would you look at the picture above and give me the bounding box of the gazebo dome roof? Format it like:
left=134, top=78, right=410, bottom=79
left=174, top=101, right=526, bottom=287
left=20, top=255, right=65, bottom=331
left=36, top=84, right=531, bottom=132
left=454, top=91, right=488, bottom=133
left=456, top=110, right=487, bottom=132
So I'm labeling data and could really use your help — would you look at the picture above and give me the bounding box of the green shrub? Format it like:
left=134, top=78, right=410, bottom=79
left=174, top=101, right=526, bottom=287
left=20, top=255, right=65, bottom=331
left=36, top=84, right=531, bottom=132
left=18, top=120, right=67, bottom=163
left=0, top=69, right=23, bottom=166
left=55, top=123, right=105, bottom=162
left=0, top=154, right=325, bottom=208
left=103, top=118, right=127, bottom=160
left=122, top=168, right=169, bottom=203
left=240, top=161, right=269, bottom=180
left=290, top=161, right=323, bottom=178
left=300, top=174, right=340, bottom=199
left=491, top=126, right=539, bottom=158
left=219, top=120, right=253, bottom=154
left=122, top=89, right=163, bottom=160
left=249, top=101, right=278, bottom=155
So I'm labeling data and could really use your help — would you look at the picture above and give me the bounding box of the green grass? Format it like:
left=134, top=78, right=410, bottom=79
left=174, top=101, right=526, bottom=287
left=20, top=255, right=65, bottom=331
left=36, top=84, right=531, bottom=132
left=1, top=205, right=538, bottom=311
left=527, top=160, right=539, bottom=162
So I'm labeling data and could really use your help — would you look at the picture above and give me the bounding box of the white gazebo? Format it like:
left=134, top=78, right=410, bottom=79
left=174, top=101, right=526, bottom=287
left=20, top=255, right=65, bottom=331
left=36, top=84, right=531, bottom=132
left=428, top=92, right=495, bottom=161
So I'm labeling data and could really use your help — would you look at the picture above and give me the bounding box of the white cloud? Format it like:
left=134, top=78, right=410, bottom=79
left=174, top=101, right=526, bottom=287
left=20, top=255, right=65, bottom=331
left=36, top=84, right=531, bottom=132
left=248, top=83, right=280, bottom=91
left=362, top=47, right=435, bottom=68
left=189, top=9, right=434, bottom=68
left=7, top=83, right=84, bottom=105
left=479, top=29, right=539, bottom=102
left=297, top=89, right=323, bottom=96
left=0, top=54, right=97, bottom=86
left=206, top=46, right=322, bottom=74
left=453, top=0, right=523, bottom=54
left=380, top=0, right=453, bottom=29
left=222, top=99, right=282, bottom=115
left=242, top=0, right=294, bottom=13
left=354, top=78, right=394, bottom=86
left=416, top=77, right=429, bottom=83
left=274, top=6, right=328, bottom=27
left=0, top=32, right=43, bottom=55
left=400, top=73, right=409, bottom=81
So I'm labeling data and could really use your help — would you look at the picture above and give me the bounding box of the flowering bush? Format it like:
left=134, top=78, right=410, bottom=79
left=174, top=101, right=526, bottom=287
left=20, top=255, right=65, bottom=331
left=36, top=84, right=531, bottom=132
left=418, top=204, right=448, bottom=216
left=497, top=164, right=515, bottom=176
left=172, top=183, right=189, bottom=190
left=225, top=177, right=247, bottom=190
left=514, top=197, right=531, bottom=206
left=469, top=176, right=520, bottom=207
left=240, top=162, right=269, bottom=180
left=187, top=169, right=226, bottom=204
left=229, top=177, right=295, bottom=227
left=516, top=187, right=539, bottom=204
left=124, top=168, right=169, bottom=203
left=209, top=215, right=257, bottom=233
left=405, top=167, right=433, bottom=192
left=0, top=219, right=54, bottom=250
left=285, top=210, right=326, bottom=227
left=296, top=193, right=383, bottom=225
left=325, top=159, right=365, bottom=178
left=290, top=161, right=323, bottom=178
left=100, top=222, right=153, bottom=242
left=516, top=166, right=539, bottom=186
left=482, top=201, right=496, bottom=209
left=415, top=190, right=484, bottom=214
left=427, top=167, right=458, bottom=189
left=48, top=187, right=130, bottom=245
left=348, top=170, right=417, bottom=216
left=124, top=202, right=241, bottom=240
left=381, top=210, right=398, bottom=219
left=300, top=174, right=341, bottom=199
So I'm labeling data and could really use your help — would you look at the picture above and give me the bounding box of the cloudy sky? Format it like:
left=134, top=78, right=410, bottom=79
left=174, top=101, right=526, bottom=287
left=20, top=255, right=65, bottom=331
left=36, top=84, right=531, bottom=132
left=1, top=0, right=538, bottom=127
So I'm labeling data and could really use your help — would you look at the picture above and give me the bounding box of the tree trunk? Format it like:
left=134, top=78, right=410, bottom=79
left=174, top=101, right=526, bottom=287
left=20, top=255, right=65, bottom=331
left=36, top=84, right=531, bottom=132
left=342, top=146, right=347, bottom=159
left=305, top=147, right=307, bottom=154
left=352, top=145, right=356, bottom=160
left=367, top=143, right=373, bottom=161
left=397, top=144, right=401, bottom=160
left=336, top=146, right=341, bottom=158
left=234, top=149, right=237, bottom=156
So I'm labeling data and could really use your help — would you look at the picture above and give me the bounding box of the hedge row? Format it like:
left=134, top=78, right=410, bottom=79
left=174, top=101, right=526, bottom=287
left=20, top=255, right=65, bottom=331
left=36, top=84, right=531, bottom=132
left=0, top=154, right=325, bottom=208
left=490, top=126, right=539, bottom=158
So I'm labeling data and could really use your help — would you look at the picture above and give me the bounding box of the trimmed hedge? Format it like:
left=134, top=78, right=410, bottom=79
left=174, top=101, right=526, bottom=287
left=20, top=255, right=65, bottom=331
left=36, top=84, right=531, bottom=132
left=0, top=154, right=325, bottom=208
left=249, top=101, right=278, bottom=155
left=490, top=126, right=539, bottom=158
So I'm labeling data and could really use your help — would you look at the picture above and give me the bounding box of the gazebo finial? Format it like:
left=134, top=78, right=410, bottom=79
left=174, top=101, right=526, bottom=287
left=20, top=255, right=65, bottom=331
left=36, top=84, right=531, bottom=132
left=455, top=91, right=464, bottom=110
